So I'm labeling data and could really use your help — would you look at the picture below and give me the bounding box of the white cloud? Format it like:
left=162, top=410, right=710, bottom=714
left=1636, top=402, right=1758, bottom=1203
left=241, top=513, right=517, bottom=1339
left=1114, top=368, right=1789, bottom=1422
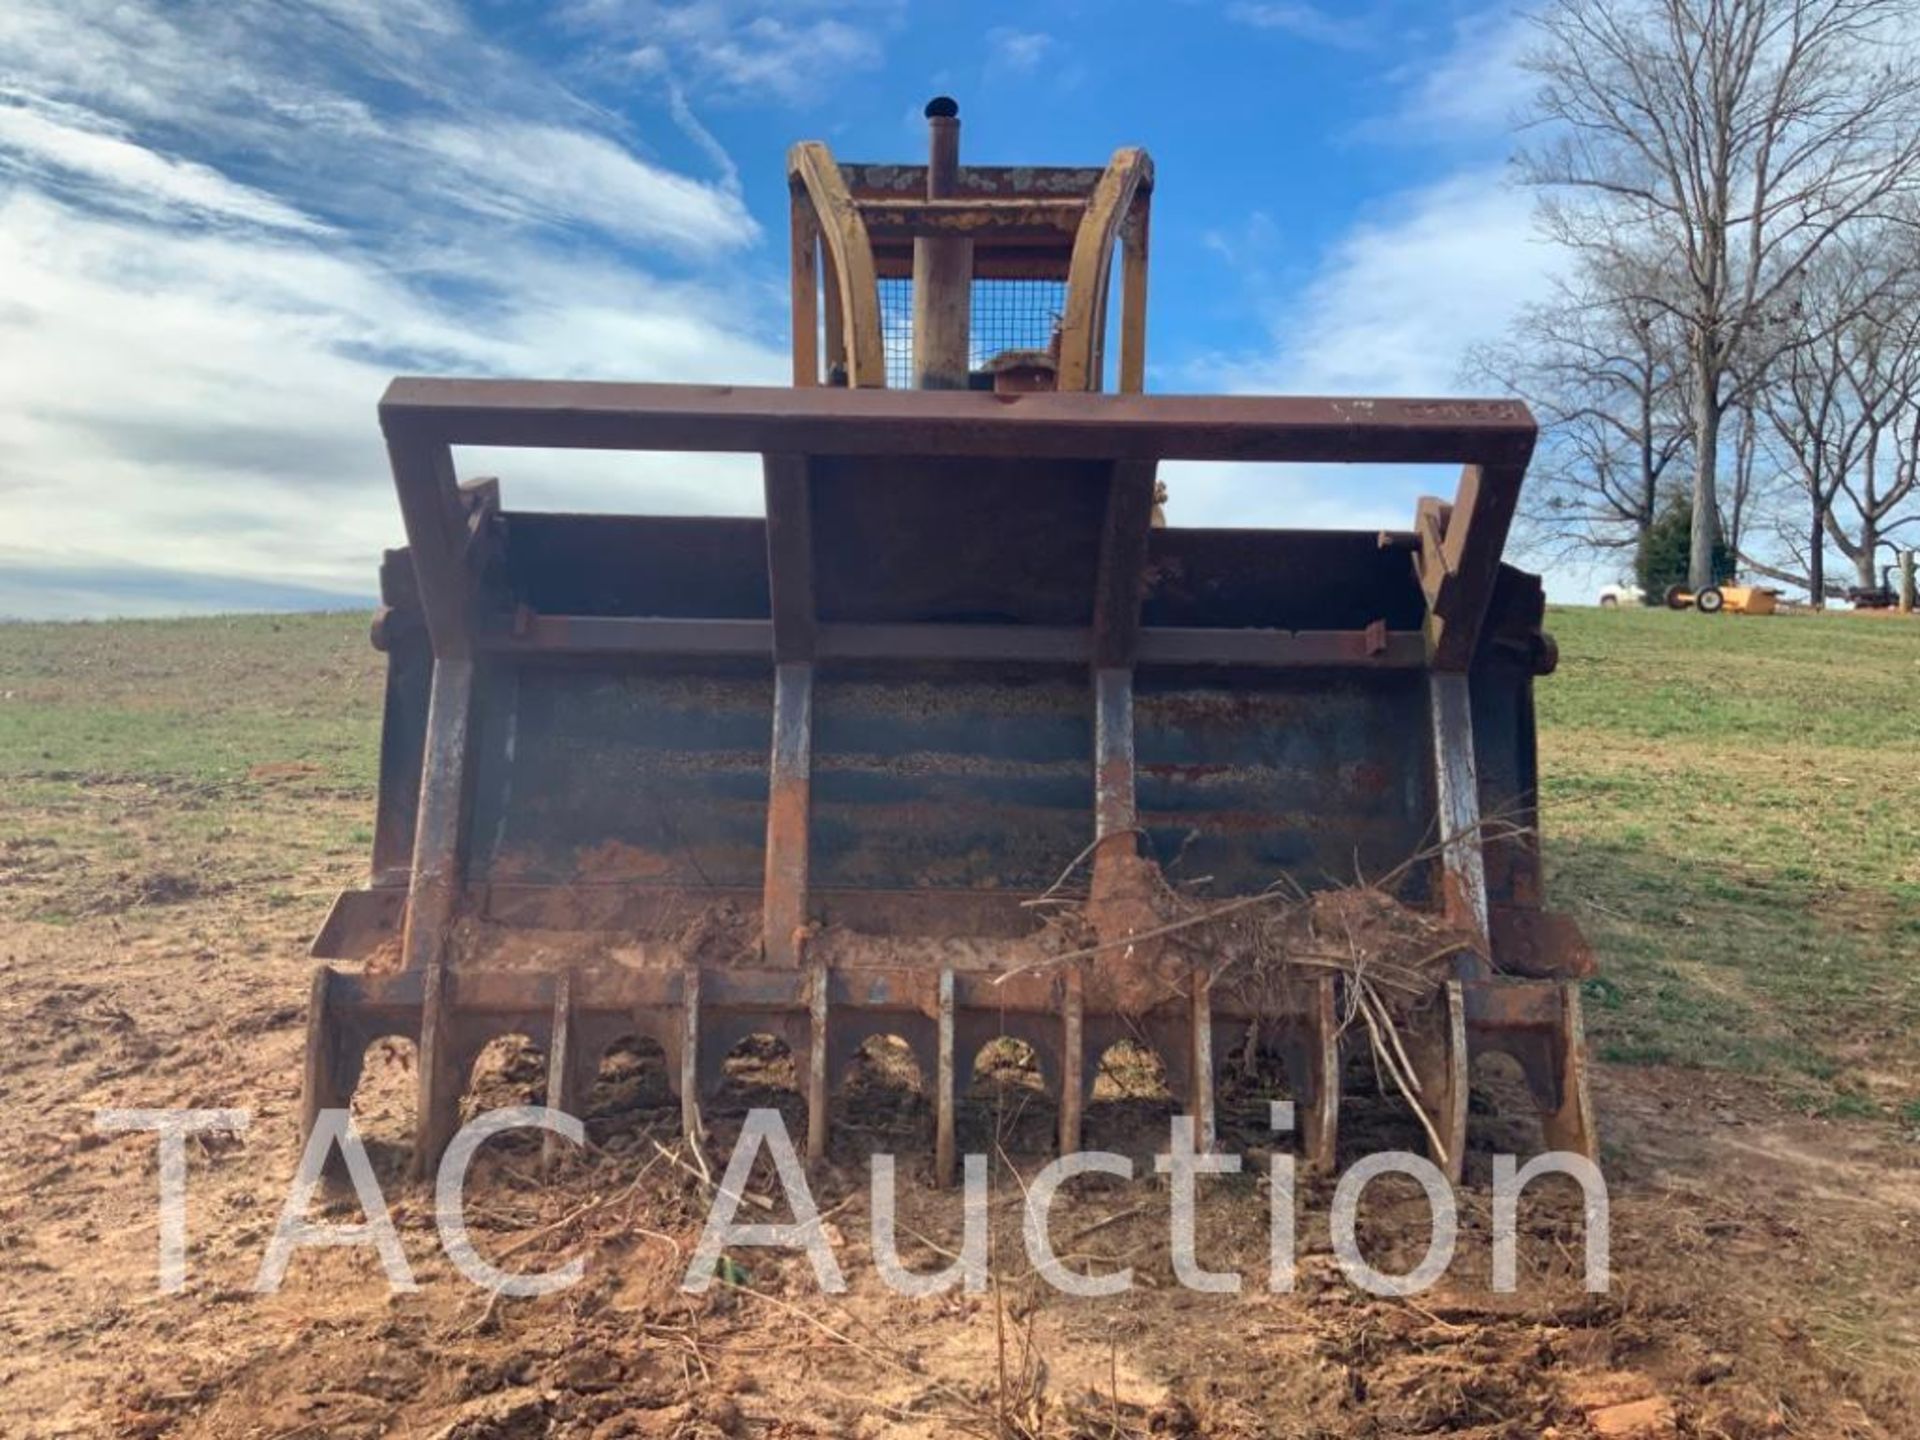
left=1163, top=168, right=1566, bottom=576
left=1378, top=5, right=1538, bottom=138
left=0, top=549, right=374, bottom=620
left=0, top=94, right=327, bottom=233
left=0, top=0, right=482, bottom=140
left=570, top=1, right=891, bottom=104
left=1166, top=5, right=1592, bottom=587
left=1158, top=459, right=1432, bottom=537
left=1191, top=168, right=1557, bottom=398
left=1224, top=2, right=1372, bottom=49
left=405, top=120, right=753, bottom=252
left=0, top=0, right=784, bottom=617
left=987, top=28, right=1053, bottom=73
left=0, top=191, right=775, bottom=601
left=697, top=15, right=881, bottom=99
left=0, top=0, right=1595, bottom=616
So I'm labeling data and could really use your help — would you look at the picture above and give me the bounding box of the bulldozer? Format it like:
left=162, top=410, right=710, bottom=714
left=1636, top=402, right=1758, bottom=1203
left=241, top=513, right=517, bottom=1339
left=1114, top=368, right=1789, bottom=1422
left=303, top=100, right=1597, bottom=1185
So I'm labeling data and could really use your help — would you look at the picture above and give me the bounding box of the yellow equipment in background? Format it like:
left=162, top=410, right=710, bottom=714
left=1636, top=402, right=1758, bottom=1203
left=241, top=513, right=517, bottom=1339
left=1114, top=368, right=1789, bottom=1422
left=1664, top=583, right=1779, bottom=615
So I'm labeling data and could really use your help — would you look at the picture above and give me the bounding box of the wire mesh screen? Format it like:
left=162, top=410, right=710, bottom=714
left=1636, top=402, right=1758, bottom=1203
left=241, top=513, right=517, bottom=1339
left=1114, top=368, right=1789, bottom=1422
left=971, top=279, right=1067, bottom=370
left=875, top=277, right=1070, bottom=388
left=879, top=276, right=914, bottom=388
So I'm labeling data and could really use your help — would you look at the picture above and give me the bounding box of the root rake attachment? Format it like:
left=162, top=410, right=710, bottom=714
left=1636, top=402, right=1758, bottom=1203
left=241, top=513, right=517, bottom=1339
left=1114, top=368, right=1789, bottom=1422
left=305, top=100, right=1597, bottom=1184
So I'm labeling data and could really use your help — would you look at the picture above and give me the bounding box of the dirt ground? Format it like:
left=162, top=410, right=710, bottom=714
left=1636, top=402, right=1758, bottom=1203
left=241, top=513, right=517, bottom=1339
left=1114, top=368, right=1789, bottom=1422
left=3, top=610, right=1918, bottom=1437
left=3, top=879, right=1917, bottom=1439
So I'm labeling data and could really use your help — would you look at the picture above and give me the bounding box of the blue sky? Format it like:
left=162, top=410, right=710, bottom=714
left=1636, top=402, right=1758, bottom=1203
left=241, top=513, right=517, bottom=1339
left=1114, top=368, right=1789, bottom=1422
left=0, top=0, right=1585, bottom=619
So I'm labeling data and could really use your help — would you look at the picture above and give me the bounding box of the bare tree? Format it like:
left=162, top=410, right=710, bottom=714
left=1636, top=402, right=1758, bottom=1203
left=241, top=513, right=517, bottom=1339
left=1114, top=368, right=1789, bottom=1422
left=1518, top=0, right=1920, bottom=590
left=1753, top=298, right=1860, bottom=601
left=1825, top=265, right=1920, bottom=589
left=1465, top=261, right=1690, bottom=565
left=1724, top=397, right=1763, bottom=564
left=1751, top=222, right=1920, bottom=599
left=1843, top=398, right=1920, bottom=587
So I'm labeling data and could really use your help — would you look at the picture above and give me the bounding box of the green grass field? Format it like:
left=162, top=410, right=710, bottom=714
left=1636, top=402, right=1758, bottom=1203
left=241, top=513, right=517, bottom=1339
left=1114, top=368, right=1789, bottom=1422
left=1538, top=606, right=1920, bottom=1119
left=2, top=604, right=1917, bottom=1122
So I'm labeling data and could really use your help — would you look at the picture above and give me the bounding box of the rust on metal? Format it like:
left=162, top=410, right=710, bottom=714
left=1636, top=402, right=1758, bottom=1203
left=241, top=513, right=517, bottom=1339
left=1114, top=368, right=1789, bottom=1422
left=985, top=350, right=1060, bottom=395
left=935, top=966, right=956, bottom=1187
left=1189, top=965, right=1216, bottom=1151
left=481, top=615, right=1431, bottom=669
left=1302, top=975, right=1340, bottom=1172
left=761, top=662, right=814, bottom=968
left=398, top=656, right=474, bottom=977
left=1405, top=980, right=1471, bottom=1184
left=838, top=163, right=1112, bottom=199
left=401, top=656, right=477, bottom=1179
left=1118, top=187, right=1150, bottom=394
left=680, top=965, right=704, bottom=1146
left=306, top=100, right=1598, bottom=1190
left=543, top=970, right=578, bottom=1172
left=1428, top=671, right=1492, bottom=953
left=1059, top=967, right=1085, bottom=1156
left=789, top=188, right=821, bottom=387
left=1489, top=905, right=1596, bottom=979
left=1057, top=148, right=1152, bottom=392
left=762, top=453, right=816, bottom=661
left=1542, top=984, right=1597, bottom=1157
left=859, top=197, right=1085, bottom=235
left=807, top=962, right=829, bottom=1163
left=1091, top=459, right=1158, bottom=668
left=378, top=380, right=1538, bottom=464
left=788, top=140, right=887, bottom=386
left=382, top=428, right=473, bottom=659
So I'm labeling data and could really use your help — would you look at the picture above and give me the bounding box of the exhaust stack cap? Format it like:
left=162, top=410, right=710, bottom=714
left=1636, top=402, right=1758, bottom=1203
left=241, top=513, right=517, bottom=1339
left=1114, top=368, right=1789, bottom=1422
left=925, top=95, right=959, bottom=118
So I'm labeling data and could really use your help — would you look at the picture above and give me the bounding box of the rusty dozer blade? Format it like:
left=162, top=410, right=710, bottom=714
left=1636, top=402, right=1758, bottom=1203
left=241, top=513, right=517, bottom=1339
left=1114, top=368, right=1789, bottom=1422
left=304, top=102, right=1597, bottom=1185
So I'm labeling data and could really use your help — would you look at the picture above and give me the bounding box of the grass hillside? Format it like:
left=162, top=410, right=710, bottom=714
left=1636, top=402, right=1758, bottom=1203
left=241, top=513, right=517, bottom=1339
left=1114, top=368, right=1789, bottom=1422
left=2, top=604, right=1916, bottom=1124
left=1539, top=606, right=1920, bottom=1122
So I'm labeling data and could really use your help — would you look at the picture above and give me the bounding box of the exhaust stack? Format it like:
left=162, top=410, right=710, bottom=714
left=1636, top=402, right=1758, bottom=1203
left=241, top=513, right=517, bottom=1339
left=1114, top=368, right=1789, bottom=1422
left=911, top=97, right=971, bottom=389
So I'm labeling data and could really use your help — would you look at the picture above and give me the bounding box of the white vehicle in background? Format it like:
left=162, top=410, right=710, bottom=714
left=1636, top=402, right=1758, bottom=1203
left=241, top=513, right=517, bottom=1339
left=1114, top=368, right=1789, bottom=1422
left=1596, top=583, right=1643, bottom=608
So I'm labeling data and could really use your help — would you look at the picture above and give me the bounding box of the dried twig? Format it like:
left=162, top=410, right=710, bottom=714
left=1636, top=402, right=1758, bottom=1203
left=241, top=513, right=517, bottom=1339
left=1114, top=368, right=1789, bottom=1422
left=651, top=1137, right=774, bottom=1212
left=1353, top=981, right=1449, bottom=1168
